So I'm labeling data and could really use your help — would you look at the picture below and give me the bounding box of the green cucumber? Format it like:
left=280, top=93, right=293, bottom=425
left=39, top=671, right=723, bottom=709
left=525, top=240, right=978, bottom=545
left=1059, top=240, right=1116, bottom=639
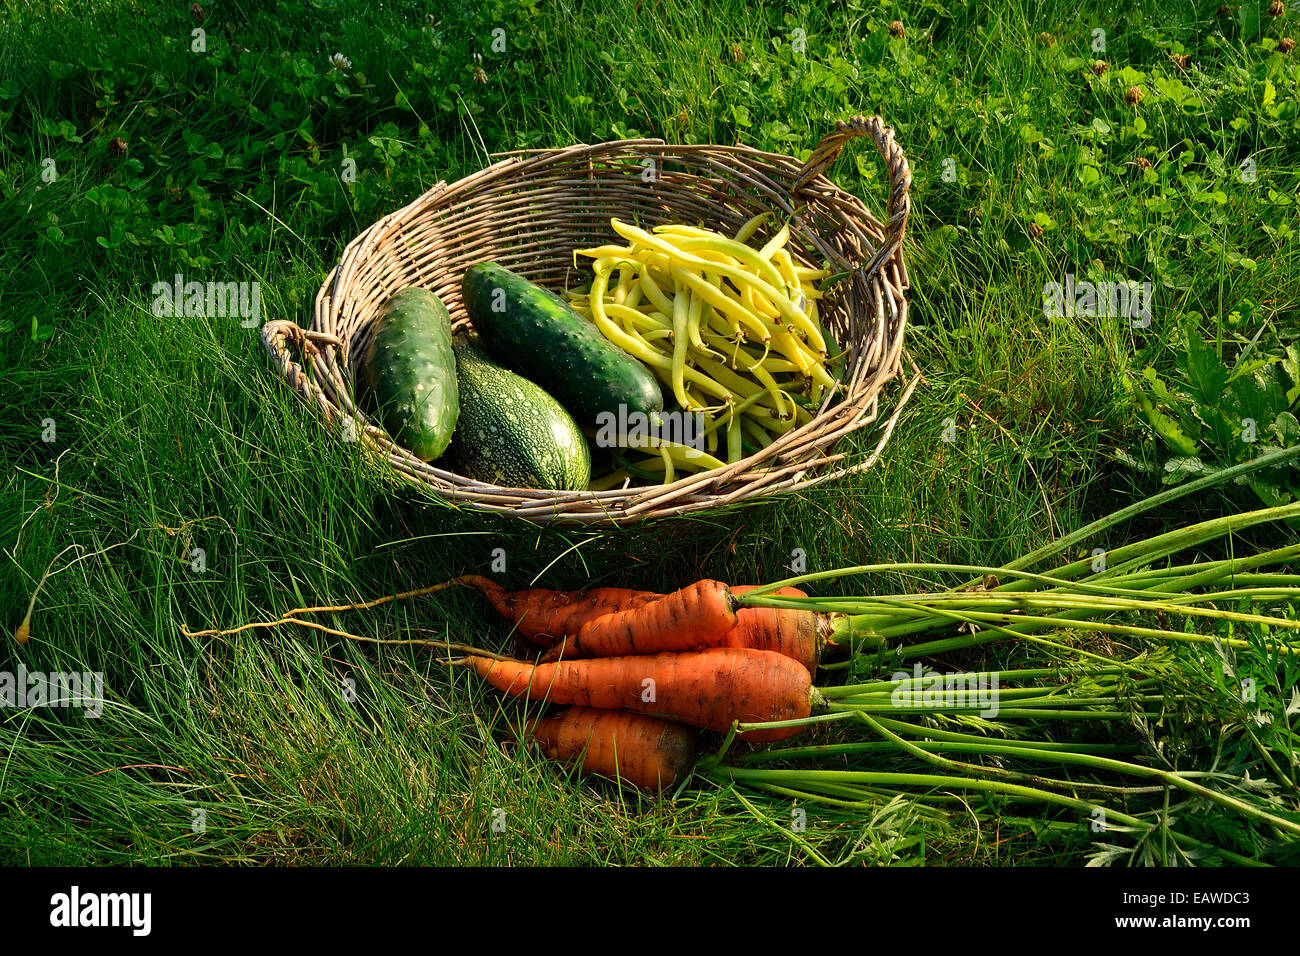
left=359, top=287, right=459, bottom=461
left=446, top=338, right=591, bottom=491
left=461, top=262, right=663, bottom=427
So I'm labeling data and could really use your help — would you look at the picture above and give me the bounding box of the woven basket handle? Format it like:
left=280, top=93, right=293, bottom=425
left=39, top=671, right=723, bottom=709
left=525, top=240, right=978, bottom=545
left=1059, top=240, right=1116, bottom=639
left=793, top=115, right=912, bottom=269
left=261, top=319, right=347, bottom=415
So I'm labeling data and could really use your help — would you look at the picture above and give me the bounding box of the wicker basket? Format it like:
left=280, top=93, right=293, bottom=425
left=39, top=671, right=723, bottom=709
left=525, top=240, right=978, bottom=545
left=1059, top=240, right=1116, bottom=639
left=262, top=115, right=919, bottom=525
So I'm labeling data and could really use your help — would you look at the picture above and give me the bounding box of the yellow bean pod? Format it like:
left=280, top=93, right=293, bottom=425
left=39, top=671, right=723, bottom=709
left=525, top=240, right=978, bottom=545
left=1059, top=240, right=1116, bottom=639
left=669, top=235, right=787, bottom=292
left=588, top=469, right=632, bottom=492
left=669, top=266, right=772, bottom=342
left=670, top=285, right=691, bottom=409
left=637, top=265, right=675, bottom=316
left=733, top=211, right=773, bottom=244
left=726, top=409, right=744, bottom=464
left=756, top=223, right=791, bottom=262
left=741, top=415, right=775, bottom=449
left=618, top=437, right=728, bottom=472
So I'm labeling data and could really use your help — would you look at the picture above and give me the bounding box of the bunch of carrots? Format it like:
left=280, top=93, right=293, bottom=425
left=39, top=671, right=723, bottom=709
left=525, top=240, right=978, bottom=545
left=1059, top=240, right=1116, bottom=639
left=447, top=575, right=833, bottom=791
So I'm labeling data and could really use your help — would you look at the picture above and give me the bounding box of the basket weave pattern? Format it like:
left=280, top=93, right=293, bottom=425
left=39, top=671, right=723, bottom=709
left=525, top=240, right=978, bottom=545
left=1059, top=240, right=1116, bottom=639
left=263, top=116, right=918, bottom=524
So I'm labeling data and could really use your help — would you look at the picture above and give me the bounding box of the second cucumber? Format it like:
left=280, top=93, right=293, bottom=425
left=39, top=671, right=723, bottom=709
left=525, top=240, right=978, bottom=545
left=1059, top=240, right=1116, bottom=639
left=445, top=338, right=591, bottom=491
left=462, top=262, right=663, bottom=427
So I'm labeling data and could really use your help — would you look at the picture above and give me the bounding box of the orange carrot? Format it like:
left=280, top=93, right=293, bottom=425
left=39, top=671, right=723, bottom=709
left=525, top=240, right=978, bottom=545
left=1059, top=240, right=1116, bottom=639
left=521, top=707, right=697, bottom=791
left=541, top=579, right=737, bottom=662
left=461, top=647, right=816, bottom=741
left=458, top=574, right=660, bottom=645
left=723, top=585, right=823, bottom=672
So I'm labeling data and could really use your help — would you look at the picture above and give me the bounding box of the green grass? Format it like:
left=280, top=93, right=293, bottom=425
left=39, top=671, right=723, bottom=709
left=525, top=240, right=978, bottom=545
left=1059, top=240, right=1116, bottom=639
left=1, top=0, right=1298, bottom=864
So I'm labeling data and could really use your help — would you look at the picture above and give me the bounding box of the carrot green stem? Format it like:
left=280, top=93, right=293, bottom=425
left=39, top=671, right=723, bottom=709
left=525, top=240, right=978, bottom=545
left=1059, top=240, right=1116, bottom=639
left=822, top=666, right=1123, bottom=697
left=894, top=604, right=1298, bottom=660
left=729, top=738, right=1144, bottom=764
left=824, top=706, right=1150, bottom=719
left=853, top=711, right=1300, bottom=839
left=700, top=761, right=1266, bottom=866
left=985, top=445, right=1300, bottom=582
left=839, top=713, right=1160, bottom=797
left=869, top=715, right=1124, bottom=748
